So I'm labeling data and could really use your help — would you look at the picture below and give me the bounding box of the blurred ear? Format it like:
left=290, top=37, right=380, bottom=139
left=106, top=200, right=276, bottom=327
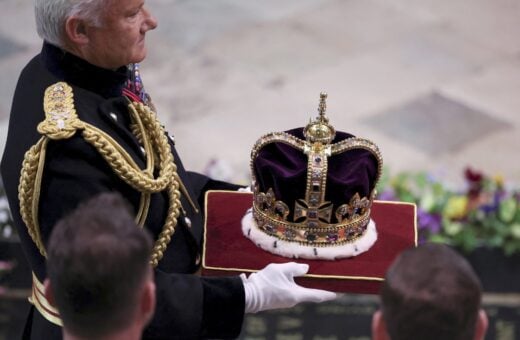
left=43, top=278, right=55, bottom=306
left=64, top=16, right=89, bottom=46
left=140, top=279, right=156, bottom=326
left=474, top=309, right=488, bottom=340
left=372, top=310, right=390, bottom=340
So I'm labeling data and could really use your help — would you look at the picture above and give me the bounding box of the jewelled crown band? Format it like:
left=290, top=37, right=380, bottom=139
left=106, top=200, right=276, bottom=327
left=246, top=93, right=383, bottom=254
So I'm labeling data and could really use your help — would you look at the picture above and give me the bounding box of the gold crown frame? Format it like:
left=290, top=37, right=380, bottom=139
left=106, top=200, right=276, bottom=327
left=243, top=93, right=383, bottom=259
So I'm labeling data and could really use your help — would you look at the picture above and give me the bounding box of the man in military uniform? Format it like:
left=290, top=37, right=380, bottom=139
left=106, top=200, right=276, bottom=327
left=1, top=0, right=336, bottom=338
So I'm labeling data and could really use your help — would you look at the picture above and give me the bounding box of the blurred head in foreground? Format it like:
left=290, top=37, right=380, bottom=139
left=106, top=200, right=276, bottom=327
left=45, top=192, right=155, bottom=340
left=372, top=243, right=488, bottom=340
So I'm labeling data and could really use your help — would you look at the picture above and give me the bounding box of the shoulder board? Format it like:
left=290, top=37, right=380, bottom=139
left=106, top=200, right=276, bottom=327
left=37, top=82, right=85, bottom=140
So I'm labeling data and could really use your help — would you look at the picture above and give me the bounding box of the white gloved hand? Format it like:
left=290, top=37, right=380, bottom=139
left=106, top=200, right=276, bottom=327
left=240, top=262, right=337, bottom=314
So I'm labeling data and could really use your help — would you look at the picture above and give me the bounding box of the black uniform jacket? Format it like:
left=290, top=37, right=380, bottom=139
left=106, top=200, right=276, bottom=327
left=0, top=42, right=245, bottom=339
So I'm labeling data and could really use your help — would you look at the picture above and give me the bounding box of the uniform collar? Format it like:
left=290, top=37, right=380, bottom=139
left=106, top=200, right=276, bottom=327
left=40, top=41, right=128, bottom=99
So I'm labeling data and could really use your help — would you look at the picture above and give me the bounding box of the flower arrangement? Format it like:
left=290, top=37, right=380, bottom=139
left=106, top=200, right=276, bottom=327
left=377, top=167, right=520, bottom=255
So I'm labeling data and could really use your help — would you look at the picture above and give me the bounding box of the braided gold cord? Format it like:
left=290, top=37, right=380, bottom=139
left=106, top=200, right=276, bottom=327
left=129, top=102, right=200, bottom=215
left=129, top=103, right=173, bottom=175
left=18, top=82, right=186, bottom=267
left=127, top=103, right=154, bottom=227
left=130, top=123, right=144, bottom=145
left=128, top=103, right=183, bottom=266
left=128, top=106, right=154, bottom=227
left=82, top=127, right=173, bottom=193
left=78, top=102, right=176, bottom=193
left=80, top=102, right=183, bottom=265
left=127, top=105, right=152, bottom=167
left=83, top=103, right=183, bottom=265
left=150, top=179, right=182, bottom=267
left=18, top=138, right=48, bottom=256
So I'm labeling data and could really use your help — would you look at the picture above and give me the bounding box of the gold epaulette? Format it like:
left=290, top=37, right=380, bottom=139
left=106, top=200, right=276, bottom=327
left=18, top=81, right=196, bottom=267
left=18, top=81, right=84, bottom=258
left=19, top=82, right=88, bottom=257
left=37, top=82, right=85, bottom=140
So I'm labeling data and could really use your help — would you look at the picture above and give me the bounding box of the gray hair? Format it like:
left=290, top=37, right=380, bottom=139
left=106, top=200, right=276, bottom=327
left=34, top=0, right=107, bottom=47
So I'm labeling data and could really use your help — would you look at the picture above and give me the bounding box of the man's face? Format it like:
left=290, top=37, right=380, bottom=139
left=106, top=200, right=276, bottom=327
left=83, top=0, right=157, bottom=69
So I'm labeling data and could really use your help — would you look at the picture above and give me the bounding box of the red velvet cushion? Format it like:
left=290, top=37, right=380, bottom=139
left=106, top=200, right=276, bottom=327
left=202, top=191, right=417, bottom=294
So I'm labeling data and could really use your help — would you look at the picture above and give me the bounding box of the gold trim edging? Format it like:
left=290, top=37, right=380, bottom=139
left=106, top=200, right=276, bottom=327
left=30, top=272, right=63, bottom=327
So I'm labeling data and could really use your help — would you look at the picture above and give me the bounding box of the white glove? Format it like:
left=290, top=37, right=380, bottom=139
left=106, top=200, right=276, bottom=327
left=240, top=262, right=337, bottom=314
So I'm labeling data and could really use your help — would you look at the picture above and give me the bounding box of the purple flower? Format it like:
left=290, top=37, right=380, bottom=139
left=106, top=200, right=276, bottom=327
left=378, top=190, right=396, bottom=201
left=418, top=208, right=442, bottom=234
left=479, top=191, right=504, bottom=214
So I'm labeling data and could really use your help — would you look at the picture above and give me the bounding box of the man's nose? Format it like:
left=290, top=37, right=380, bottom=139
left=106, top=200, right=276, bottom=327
left=143, top=6, right=158, bottom=31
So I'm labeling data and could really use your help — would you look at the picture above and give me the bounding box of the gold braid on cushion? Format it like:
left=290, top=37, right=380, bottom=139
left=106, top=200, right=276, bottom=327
left=18, top=82, right=188, bottom=267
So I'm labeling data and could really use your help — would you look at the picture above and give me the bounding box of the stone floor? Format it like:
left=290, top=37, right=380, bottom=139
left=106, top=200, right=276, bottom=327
left=1, top=0, right=519, bottom=188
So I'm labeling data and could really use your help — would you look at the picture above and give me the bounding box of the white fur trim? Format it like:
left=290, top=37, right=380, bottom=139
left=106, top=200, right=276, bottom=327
left=241, top=209, right=378, bottom=260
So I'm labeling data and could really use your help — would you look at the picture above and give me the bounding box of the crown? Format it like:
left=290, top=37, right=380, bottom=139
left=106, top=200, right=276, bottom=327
left=242, top=93, right=383, bottom=260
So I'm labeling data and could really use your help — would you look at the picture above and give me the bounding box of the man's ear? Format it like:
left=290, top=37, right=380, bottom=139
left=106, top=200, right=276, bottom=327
left=64, top=16, right=89, bottom=46
left=43, top=278, right=55, bottom=306
left=140, top=280, right=156, bottom=325
left=473, top=309, right=488, bottom=340
left=372, top=310, right=391, bottom=340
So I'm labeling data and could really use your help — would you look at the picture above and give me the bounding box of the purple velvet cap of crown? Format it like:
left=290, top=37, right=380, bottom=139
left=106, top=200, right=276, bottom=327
left=253, top=128, right=379, bottom=223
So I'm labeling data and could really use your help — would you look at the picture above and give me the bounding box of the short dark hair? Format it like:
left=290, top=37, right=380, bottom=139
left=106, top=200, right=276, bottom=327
left=47, top=192, right=153, bottom=338
left=380, top=243, right=482, bottom=340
